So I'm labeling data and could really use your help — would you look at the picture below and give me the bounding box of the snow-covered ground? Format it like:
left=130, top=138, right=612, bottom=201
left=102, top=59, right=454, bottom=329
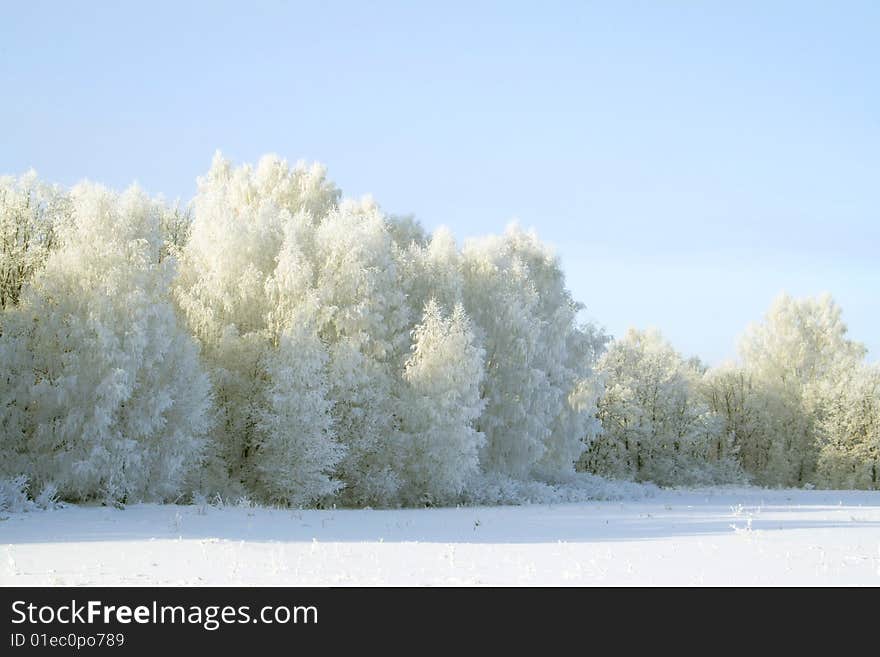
left=2, top=488, right=879, bottom=586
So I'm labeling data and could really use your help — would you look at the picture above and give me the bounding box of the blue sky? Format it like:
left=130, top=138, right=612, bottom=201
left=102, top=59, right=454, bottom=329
left=2, top=1, right=877, bottom=363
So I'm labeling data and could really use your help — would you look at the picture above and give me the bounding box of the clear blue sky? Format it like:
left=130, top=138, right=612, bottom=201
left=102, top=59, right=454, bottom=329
left=2, top=1, right=877, bottom=364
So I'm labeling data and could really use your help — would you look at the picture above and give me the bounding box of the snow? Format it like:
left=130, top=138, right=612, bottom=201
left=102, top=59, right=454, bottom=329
left=2, top=488, right=879, bottom=586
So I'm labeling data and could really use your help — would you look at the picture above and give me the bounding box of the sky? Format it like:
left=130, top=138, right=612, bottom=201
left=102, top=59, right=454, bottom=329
left=2, top=1, right=877, bottom=364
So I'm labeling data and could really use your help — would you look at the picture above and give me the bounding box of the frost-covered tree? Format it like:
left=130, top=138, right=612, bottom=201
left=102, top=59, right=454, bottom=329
left=586, top=329, right=740, bottom=486
left=252, top=313, right=344, bottom=505
left=0, top=184, right=211, bottom=502
left=0, top=171, right=70, bottom=311
left=158, top=201, right=193, bottom=262
left=737, top=293, right=867, bottom=486
left=312, top=198, right=412, bottom=504
left=398, top=225, right=464, bottom=316
left=815, top=364, right=880, bottom=489
left=175, top=153, right=343, bottom=501
left=462, top=224, right=605, bottom=481
left=395, top=301, right=485, bottom=505
left=702, top=365, right=758, bottom=479
left=701, top=363, right=806, bottom=486
left=255, top=222, right=343, bottom=505
left=386, top=213, right=428, bottom=251
left=740, top=293, right=866, bottom=390
left=540, top=320, right=608, bottom=481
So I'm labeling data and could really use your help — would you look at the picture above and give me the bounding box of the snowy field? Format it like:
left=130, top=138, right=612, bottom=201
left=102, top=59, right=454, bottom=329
left=2, top=488, right=880, bottom=586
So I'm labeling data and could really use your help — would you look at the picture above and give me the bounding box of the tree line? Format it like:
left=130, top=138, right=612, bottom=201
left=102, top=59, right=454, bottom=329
left=1, top=155, right=877, bottom=508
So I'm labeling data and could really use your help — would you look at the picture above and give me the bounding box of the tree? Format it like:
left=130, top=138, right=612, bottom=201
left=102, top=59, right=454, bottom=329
left=585, top=329, right=740, bottom=486
left=0, top=171, right=70, bottom=311
left=740, top=293, right=866, bottom=390
left=398, top=225, right=465, bottom=317
left=462, top=224, right=605, bottom=481
left=158, top=201, right=193, bottom=262
left=815, top=364, right=880, bottom=489
left=395, top=301, right=485, bottom=505
left=737, top=293, right=867, bottom=485
left=0, top=184, right=211, bottom=502
left=311, top=198, right=411, bottom=505
left=175, top=152, right=343, bottom=502
left=252, top=314, right=344, bottom=505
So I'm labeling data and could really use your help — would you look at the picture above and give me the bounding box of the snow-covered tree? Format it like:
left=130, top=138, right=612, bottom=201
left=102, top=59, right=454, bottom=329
left=158, top=201, right=193, bottom=262
left=701, top=364, right=801, bottom=485
left=702, top=365, right=760, bottom=479
left=462, top=224, right=605, bottom=481
left=252, top=313, right=344, bottom=505
left=386, top=213, right=428, bottom=251
left=175, top=153, right=343, bottom=501
left=545, top=321, right=608, bottom=480
left=586, top=329, right=740, bottom=486
left=395, top=300, right=485, bottom=505
left=0, top=171, right=70, bottom=311
left=398, top=225, right=465, bottom=316
left=311, top=198, right=412, bottom=505
left=0, top=184, right=211, bottom=502
left=740, top=293, right=866, bottom=391
left=736, top=293, right=867, bottom=486
left=815, top=364, right=880, bottom=489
